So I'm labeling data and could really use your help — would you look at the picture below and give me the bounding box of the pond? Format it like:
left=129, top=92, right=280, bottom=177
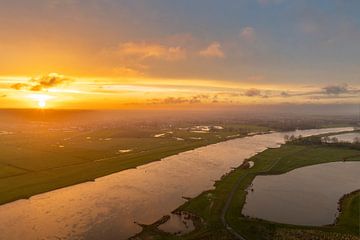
left=242, top=161, right=360, bottom=226
left=157, top=212, right=196, bottom=236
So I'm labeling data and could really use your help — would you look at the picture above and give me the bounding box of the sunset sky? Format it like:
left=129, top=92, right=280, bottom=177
left=0, top=0, right=359, bottom=109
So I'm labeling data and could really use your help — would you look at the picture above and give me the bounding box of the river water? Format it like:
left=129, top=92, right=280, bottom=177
left=330, top=132, right=360, bottom=143
left=0, top=127, right=353, bottom=240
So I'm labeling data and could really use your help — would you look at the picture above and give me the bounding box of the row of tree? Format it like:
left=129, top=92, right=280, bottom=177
left=283, top=134, right=360, bottom=150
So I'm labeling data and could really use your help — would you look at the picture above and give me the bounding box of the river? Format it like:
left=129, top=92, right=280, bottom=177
left=0, top=127, right=353, bottom=240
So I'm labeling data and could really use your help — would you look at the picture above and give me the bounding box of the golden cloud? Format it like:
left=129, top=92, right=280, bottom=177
left=119, top=42, right=186, bottom=61
left=11, top=73, right=72, bottom=92
left=199, top=42, right=225, bottom=58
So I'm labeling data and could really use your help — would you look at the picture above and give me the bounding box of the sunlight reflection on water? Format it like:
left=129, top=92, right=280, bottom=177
left=0, top=127, right=353, bottom=240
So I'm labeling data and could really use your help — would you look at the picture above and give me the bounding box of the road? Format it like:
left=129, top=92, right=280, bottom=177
left=221, top=157, right=282, bottom=240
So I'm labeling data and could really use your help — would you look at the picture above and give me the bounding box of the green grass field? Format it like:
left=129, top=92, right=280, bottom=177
left=336, top=191, right=360, bottom=234
left=0, top=124, right=270, bottom=205
left=133, top=140, right=360, bottom=240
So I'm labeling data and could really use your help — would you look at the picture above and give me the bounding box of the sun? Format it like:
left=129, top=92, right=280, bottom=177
left=38, top=99, right=46, bottom=108
left=28, top=94, right=53, bottom=109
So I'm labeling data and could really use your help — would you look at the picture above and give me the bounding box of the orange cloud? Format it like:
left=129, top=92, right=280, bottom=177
left=10, top=83, right=28, bottom=90
left=119, top=42, right=186, bottom=61
left=149, top=95, right=211, bottom=105
left=11, top=73, right=72, bottom=92
left=199, top=42, right=225, bottom=58
left=244, top=88, right=262, bottom=97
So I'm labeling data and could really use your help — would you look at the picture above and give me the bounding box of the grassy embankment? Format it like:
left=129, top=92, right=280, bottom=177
left=335, top=190, right=360, bottom=235
left=0, top=124, right=269, bottom=205
left=133, top=134, right=360, bottom=240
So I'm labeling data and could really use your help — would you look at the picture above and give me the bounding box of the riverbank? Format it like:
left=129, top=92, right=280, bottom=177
left=134, top=133, right=360, bottom=239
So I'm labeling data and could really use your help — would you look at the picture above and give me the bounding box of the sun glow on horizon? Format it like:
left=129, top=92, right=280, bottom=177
left=1, top=72, right=358, bottom=110
left=28, top=94, right=54, bottom=109
left=38, top=99, right=46, bottom=108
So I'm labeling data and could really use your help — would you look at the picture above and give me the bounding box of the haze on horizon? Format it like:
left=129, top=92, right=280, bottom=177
left=0, top=0, right=359, bottom=109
